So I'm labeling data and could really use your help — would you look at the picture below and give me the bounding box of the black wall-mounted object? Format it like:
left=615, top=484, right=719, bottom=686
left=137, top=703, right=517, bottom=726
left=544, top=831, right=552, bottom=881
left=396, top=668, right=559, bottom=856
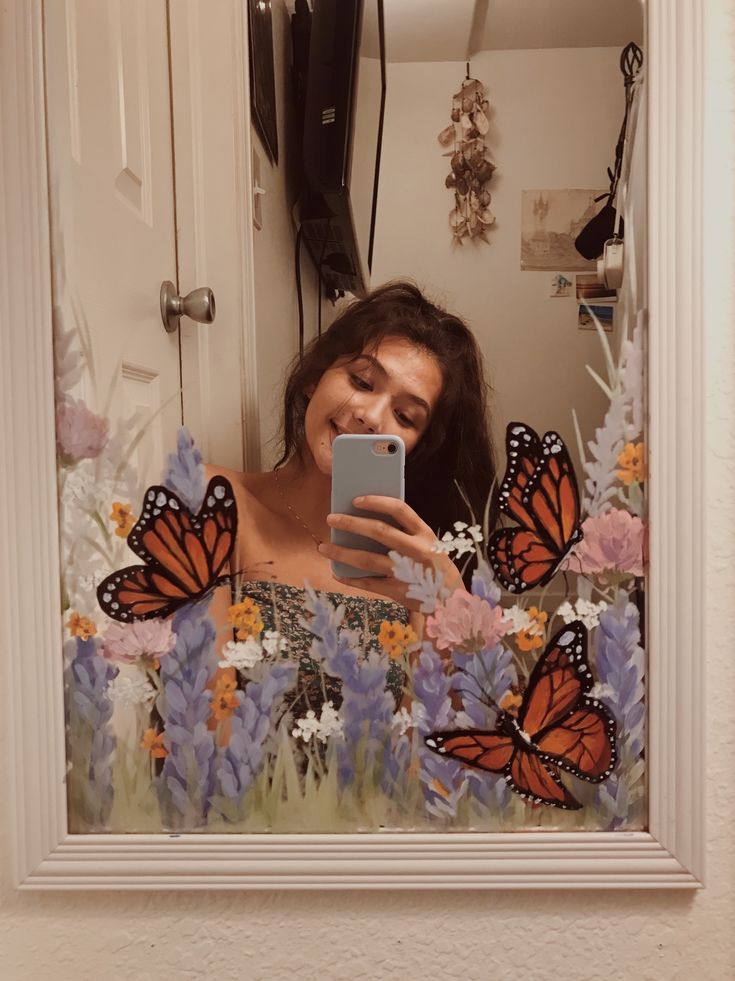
left=248, top=0, right=279, bottom=165
left=574, top=41, right=643, bottom=261
left=300, top=0, right=386, bottom=296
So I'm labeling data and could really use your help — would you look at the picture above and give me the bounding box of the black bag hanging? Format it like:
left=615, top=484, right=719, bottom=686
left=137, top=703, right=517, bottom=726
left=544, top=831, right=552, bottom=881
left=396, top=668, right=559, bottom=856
left=574, top=42, right=643, bottom=261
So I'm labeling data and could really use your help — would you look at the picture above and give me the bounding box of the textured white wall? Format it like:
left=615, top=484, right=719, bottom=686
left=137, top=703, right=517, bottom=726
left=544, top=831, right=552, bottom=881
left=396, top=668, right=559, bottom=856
left=0, top=11, right=733, bottom=981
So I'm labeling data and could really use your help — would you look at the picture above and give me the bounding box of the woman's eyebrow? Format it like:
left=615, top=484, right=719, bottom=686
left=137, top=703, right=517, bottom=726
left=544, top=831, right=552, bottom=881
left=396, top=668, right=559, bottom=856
left=357, top=353, right=431, bottom=413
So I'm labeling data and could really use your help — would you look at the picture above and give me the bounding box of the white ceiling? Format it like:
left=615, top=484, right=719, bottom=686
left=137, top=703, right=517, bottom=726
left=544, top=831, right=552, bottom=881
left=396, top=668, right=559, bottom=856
left=384, top=0, right=644, bottom=63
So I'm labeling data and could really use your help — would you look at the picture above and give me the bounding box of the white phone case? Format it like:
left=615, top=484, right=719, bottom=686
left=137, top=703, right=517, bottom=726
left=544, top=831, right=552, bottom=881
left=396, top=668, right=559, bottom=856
left=330, top=434, right=405, bottom=578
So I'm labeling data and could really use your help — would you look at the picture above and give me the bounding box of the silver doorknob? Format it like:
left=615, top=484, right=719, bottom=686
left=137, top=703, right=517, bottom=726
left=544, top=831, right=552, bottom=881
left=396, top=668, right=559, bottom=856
left=160, top=280, right=216, bottom=334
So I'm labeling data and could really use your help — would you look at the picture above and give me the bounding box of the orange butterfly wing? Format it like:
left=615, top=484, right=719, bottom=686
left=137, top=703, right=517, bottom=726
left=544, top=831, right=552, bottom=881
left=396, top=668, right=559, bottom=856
left=425, top=731, right=515, bottom=772
left=425, top=729, right=583, bottom=810
left=519, top=622, right=592, bottom=735
left=97, top=477, right=237, bottom=622
left=535, top=703, right=617, bottom=782
left=506, top=747, right=582, bottom=810
left=424, top=622, right=616, bottom=811
left=488, top=423, right=582, bottom=593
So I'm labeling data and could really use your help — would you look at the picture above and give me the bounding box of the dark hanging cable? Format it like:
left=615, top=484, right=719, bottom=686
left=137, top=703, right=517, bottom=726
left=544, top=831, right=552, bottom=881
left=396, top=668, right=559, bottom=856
left=294, top=224, right=304, bottom=358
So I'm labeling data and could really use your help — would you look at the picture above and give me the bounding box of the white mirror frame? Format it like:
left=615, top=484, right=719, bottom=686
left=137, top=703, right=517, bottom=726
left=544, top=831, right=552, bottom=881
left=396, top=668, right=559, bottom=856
left=0, top=0, right=707, bottom=890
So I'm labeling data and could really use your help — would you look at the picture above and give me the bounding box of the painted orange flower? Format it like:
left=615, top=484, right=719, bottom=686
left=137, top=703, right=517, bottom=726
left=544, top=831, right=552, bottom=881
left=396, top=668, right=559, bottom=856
left=227, top=599, right=264, bottom=641
left=141, top=728, right=167, bottom=759
left=67, top=611, right=97, bottom=641
left=431, top=777, right=451, bottom=800
left=207, top=667, right=240, bottom=746
left=110, top=501, right=136, bottom=538
left=499, top=688, right=523, bottom=715
left=378, top=620, right=418, bottom=660
left=515, top=607, right=547, bottom=652
left=616, top=441, right=647, bottom=485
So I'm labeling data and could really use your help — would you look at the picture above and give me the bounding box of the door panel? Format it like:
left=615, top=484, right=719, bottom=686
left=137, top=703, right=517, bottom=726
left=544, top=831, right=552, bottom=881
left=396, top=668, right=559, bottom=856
left=45, top=0, right=181, bottom=485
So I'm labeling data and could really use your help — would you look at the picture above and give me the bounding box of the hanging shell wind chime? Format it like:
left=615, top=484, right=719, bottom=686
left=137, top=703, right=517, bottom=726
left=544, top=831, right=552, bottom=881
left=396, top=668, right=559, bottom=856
left=438, top=73, right=497, bottom=245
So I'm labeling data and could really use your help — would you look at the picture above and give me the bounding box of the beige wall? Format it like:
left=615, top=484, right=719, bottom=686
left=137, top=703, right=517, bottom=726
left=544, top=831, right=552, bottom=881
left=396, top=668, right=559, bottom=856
left=372, top=48, right=628, bottom=470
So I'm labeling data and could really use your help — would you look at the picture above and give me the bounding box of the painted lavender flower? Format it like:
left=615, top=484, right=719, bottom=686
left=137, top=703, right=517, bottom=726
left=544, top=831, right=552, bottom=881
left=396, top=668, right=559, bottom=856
left=301, top=586, right=394, bottom=790
left=426, top=588, right=509, bottom=654
left=593, top=590, right=646, bottom=828
left=99, top=618, right=176, bottom=665
left=451, top=642, right=517, bottom=818
left=65, top=637, right=118, bottom=831
left=212, top=661, right=297, bottom=822
left=564, top=509, right=645, bottom=577
left=162, top=426, right=206, bottom=512
left=413, top=645, right=468, bottom=819
left=157, top=601, right=218, bottom=829
left=56, top=395, right=108, bottom=463
left=389, top=551, right=449, bottom=613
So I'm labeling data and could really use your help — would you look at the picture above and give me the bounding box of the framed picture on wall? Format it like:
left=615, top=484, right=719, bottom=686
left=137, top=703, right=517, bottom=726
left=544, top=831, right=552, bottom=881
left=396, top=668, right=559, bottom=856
left=248, top=0, right=278, bottom=165
left=1, top=0, right=709, bottom=891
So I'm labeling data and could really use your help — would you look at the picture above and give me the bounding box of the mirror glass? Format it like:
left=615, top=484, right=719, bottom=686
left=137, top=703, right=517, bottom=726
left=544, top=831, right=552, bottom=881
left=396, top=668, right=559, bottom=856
left=47, top=0, right=647, bottom=835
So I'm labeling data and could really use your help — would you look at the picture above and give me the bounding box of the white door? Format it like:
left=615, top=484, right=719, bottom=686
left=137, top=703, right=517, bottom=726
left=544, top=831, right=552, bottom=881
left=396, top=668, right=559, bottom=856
left=43, top=0, right=257, bottom=482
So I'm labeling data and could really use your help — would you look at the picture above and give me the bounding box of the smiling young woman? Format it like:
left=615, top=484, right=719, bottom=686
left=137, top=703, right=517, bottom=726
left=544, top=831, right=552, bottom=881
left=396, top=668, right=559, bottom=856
left=207, top=280, right=499, bottom=709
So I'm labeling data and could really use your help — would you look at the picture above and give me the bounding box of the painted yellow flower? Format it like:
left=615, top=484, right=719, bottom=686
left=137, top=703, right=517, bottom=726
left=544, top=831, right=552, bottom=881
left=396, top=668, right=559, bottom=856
left=227, top=599, right=264, bottom=641
left=616, top=441, right=647, bottom=485
left=378, top=620, right=418, bottom=660
left=110, top=501, right=136, bottom=538
left=515, top=607, right=547, bottom=652
left=67, top=611, right=97, bottom=641
left=141, top=728, right=167, bottom=759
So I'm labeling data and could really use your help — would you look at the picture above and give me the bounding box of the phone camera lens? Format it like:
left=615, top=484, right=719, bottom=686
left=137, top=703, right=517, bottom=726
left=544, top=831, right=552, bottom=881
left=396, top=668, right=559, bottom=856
left=388, top=443, right=396, bottom=454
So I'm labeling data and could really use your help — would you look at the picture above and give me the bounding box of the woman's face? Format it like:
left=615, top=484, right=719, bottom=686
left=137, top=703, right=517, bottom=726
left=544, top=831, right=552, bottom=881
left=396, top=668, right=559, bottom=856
left=303, top=336, right=444, bottom=475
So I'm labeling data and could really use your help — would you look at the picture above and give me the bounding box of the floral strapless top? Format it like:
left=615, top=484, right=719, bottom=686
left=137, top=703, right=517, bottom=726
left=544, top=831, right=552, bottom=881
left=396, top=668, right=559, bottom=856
left=236, top=580, right=409, bottom=709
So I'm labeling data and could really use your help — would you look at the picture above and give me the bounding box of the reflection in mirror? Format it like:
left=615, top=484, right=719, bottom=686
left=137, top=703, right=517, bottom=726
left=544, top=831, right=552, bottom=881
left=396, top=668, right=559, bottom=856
left=47, top=0, right=646, bottom=835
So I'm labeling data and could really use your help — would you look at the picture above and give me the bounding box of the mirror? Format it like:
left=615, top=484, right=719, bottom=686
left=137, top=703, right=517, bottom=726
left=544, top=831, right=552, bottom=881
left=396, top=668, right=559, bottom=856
left=46, top=0, right=647, bottom=836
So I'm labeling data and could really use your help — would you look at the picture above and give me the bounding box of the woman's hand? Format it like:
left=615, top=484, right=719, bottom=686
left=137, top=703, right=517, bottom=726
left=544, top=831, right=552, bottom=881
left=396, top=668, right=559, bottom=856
left=317, top=494, right=465, bottom=611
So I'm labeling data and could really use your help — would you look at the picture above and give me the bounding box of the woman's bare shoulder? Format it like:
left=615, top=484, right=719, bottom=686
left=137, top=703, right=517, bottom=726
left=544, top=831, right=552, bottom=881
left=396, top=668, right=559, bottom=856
left=204, top=463, right=275, bottom=506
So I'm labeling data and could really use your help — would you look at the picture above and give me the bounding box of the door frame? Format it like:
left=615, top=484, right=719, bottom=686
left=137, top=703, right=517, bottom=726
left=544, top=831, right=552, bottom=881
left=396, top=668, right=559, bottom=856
left=169, top=0, right=261, bottom=470
left=0, top=0, right=715, bottom=888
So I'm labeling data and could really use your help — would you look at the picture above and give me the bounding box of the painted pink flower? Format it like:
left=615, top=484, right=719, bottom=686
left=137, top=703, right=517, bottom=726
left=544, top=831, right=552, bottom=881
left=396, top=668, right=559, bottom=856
left=426, top=589, right=509, bottom=654
left=99, top=619, right=176, bottom=665
left=564, top=509, right=645, bottom=577
left=56, top=396, right=108, bottom=462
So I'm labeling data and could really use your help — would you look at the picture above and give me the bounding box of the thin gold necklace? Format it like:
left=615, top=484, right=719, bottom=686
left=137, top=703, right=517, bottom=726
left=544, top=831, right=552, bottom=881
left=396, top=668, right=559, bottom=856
left=273, top=468, right=323, bottom=547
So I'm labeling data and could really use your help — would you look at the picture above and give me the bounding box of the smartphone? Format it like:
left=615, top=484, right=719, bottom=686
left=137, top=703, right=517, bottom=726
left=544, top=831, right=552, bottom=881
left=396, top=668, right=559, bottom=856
left=330, top=434, right=405, bottom=578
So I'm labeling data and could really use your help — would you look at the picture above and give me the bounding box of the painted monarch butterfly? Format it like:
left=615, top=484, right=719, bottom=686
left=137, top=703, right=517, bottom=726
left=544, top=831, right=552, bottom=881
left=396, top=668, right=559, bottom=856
left=96, top=476, right=238, bottom=622
left=488, top=421, right=582, bottom=593
left=425, top=621, right=616, bottom=810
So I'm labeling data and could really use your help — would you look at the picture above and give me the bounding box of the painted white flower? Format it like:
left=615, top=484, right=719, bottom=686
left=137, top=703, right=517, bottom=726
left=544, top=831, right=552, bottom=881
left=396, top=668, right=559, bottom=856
left=292, top=701, right=343, bottom=743
left=392, top=705, right=414, bottom=735
left=589, top=682, right=615, bottom=701
left=556, top=598, right=608, bottom=630
left=105, top=675, right=156, bottom=707
left=431, top=523, right=482, bottom=558
left=261, top=629, right=288, bottom=655
left=292, top=710, right=321, bottom=743
left=317, top=701, right=343, bottom=740
left=77, top=568, right=107, bottom=593
left=502, top=605, right=535, bottom=634
left=219, top=638, right=263, bottom=671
